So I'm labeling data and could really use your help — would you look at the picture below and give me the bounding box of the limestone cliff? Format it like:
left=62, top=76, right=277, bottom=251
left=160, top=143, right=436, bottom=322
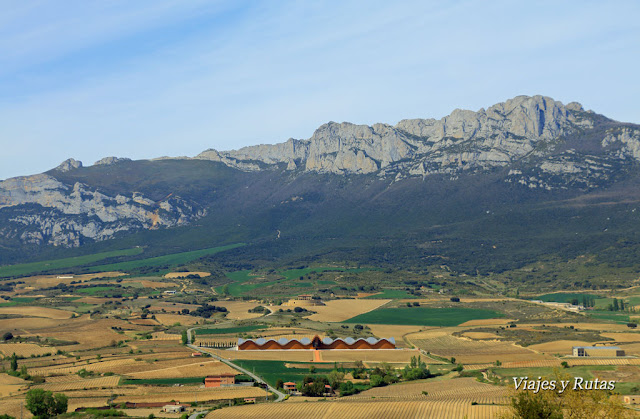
left=196, top=95, right=595, bottom=177
left=0, top=174, right=205, bottom=247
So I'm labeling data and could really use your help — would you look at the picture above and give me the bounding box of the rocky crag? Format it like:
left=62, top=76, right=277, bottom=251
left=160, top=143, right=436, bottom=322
left=1, top=95, right=639, bottom=249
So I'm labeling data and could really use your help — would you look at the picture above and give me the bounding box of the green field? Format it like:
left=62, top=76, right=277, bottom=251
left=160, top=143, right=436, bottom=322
left=0, top=297, right=37, bottom=307
left=343, top=307, right=503, bottom=326
left=75, top=286, right=117, bottom=295
left=0, top=248, right=144, bottom=278
left=195, top=325, right=265, bottom=335
left=87, top=243, right=245, bottom=273
left=363, top=289, right=414, bottom=299
left=232, top=360, right=326, bottom=387
left=587, top=311, right=630, bottom=323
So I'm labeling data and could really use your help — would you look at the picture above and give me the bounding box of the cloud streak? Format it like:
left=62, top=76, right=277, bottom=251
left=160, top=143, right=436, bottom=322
left=1, top=0, right=639, bottom=180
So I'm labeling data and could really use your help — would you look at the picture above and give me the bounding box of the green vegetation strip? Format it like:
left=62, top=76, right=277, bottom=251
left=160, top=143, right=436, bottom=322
left=363, top=289, right=414, bottom=299
left=88, top=243, right=245, bottom=273
left=343, top=307, right=503, bottom=326
left=0, top=248, right=143, bottom=278
left=233, top=360, right=314, bottom=387
left=0, top=297, right=37, bottom=307
left=196, top=325, right=266, bottom=335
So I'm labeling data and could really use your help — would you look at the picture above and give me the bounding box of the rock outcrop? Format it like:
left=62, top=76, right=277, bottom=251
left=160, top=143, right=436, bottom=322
left=196, top=95, right=595, bottom=177
left=0, top=174, right=204, bottom=247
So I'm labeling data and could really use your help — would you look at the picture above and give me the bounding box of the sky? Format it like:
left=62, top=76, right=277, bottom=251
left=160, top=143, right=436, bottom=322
left=1, top=0, right=639, bottom=180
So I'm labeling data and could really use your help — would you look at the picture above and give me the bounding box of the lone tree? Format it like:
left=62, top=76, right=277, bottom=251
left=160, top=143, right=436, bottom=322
left=2, top=332, right=13, bottom=341
left=25, top=388, right=68, bottom=418
left=10, top=353, right=18, bottom=372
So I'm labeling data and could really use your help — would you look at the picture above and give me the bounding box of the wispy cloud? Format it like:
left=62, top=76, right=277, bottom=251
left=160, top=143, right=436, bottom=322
left=1, top=1, right=639, bottom=180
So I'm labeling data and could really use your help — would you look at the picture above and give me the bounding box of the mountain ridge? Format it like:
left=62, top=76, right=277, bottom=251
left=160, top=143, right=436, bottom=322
left=1, top=95, right=640, bottom=275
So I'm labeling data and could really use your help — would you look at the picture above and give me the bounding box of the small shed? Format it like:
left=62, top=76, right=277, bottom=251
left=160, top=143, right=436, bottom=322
left=163, top=405, right=184, bottom=413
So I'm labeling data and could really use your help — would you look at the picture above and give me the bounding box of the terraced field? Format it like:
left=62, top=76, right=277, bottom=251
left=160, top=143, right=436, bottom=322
left=407, top=332, right=547, bottom=363
left=0, top=343, right=56, bottom=357
left=33, top=375, right=120, bottom=391
left=206, top=399, right=508, bottom=418
left=128, top=360, right=235, bottom=379
left=345, top=377, right=508, bottom=403
left=113, top=386, right=265, bottom=404
left=0, top=306, right=73, bottom=319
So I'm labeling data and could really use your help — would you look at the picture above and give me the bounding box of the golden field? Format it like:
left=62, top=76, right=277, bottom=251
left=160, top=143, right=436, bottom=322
left=307, top=299, right=390, bottom=322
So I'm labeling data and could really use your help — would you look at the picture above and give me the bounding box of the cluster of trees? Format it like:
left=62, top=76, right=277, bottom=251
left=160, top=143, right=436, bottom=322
left=509, top=373, right=626, bottom=418
left=607, top=298, right=626, bottom=311
left=25, top=388, right=68, bottom=418
left=401, top=356, right=431, bottom=381
left=188, top=304, right=227, bottom=318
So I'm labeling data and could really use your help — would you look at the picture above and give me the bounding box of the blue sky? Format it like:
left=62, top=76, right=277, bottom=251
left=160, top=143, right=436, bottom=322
left=1, top=0, right=639, bottom=180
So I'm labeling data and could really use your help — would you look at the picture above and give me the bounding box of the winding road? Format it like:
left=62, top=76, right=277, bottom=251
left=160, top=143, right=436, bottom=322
left=186, top=327, right=286, bottom=403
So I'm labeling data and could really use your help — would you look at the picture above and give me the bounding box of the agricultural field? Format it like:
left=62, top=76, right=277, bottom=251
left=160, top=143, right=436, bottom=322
left=307, top=298, right=390, bottom=322
left=344, top=307, right=503, bottom=326
left=407, top=331, right=548, bottom=364
left=0, top=343, right=57, bottom=357
left=128, top=360, right=236, bottom=379
left=1, top=252, right=638, bottom=419
left=208, top=400, right=508, bottom=418
left=0, top=306, right=73, bottom=319
left=0, top=248, right=142, bottom=278
left=218, top=300, right=266, bottom=320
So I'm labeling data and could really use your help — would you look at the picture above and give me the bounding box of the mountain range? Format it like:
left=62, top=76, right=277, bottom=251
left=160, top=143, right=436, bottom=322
left=1, top=95, right=640, bottom=275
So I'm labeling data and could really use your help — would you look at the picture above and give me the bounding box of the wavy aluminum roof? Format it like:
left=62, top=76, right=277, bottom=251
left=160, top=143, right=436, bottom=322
left=238, top=336, right=395, bottom=345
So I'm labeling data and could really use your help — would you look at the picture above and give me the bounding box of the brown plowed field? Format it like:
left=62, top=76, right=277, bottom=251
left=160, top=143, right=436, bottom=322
left=408, top=332, right=548, bottom=364
left=129, top=360, right=235, bottom=379
left=0, top=306, right=73, bottom=319
left=0, top=343, right=56, bottom=357
left=307, top=299, right=391, bottom=322
left=206, top=399, right=508, bottom=418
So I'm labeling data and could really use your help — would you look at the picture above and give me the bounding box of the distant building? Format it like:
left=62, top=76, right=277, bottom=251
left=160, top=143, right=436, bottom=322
left=244, top=397, right=257, bottom=403
left=572, top=346, right=625, bottom=357
left=191, top=352, right=203, bottom=357
left=624, top=395, right=640, bottom=404
left=163, top=290, right=177, bottom=295
left=162, top=405, right=184, bottom=413
left=238, top=335, right=395, bottom=350
left=283, top=382, right=297, bottom=392
left=205, top=373, right=236, bottom=387
left=283, top=294, right=324, bottom=307
left=56, top=275, right=74, bottom=279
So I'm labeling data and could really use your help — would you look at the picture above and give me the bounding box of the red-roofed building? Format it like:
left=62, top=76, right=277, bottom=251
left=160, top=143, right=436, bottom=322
left=283, top=382, right=297, bottom=392
left=204, top=373, right=236, bottom=387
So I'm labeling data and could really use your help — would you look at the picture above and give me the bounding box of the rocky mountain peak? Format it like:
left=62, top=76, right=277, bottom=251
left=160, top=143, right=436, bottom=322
left=55, top=158, right=83, bottom=172
left=195, top=95, right=596, bottom=177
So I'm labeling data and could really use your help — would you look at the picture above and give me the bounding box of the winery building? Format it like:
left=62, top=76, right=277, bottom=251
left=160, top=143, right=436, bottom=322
left=572, top=346, right=625, bottom=357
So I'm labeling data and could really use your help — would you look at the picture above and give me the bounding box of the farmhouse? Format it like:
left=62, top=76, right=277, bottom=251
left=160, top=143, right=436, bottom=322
left=163, top=405, right=185, bottom=413
left=284, top=294, right=325, bottom=307
left=205, top=373, right=236, bottom=387
left=572, top=346, right=625, bottom=357
left=283, top=382, right=297, bottom=392
left=163, top=290, right=177, bottom=295
left=238, top=335, right=395, bottom=350
left=624, top=395, right=640, bottom=404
